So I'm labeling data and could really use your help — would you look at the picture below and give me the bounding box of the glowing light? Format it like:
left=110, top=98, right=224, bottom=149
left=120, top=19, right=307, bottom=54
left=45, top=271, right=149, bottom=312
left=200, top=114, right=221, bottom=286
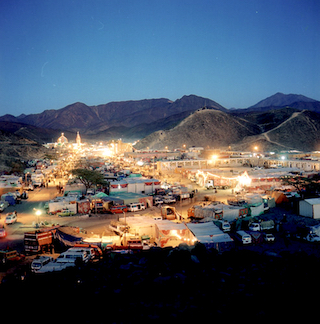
left=103, top=148, right=113, bottom=157
left=171, top=230, right=181, bottom=239
left=237, top=171, right=251, bottom=187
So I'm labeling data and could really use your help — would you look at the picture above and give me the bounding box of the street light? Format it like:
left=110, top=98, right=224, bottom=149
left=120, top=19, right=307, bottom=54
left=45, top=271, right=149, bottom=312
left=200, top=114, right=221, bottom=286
left=34, top=208, right=42, bottom=227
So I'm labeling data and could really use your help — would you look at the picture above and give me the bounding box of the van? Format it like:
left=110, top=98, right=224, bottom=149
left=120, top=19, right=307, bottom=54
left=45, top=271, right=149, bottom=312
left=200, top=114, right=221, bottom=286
left=68, top=247, right=95, bottom=260
left=31, top=255, right=54, bottom=272
left=56, top=250, right=90, bottom=263
left=127, top=203, right=146, bottom=212
left=236, top=231, right=252, bottom=245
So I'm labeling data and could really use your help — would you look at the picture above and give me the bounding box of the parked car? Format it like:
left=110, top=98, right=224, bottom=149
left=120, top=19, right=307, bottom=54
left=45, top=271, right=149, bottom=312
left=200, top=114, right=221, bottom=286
left=263, top=233, right=275, bottom=242
left=306, top=233, right=320, bottom=243
left=57, top=208, right=76, bottom=217
left=5, top=212, right=17, bottom=225
left=0, top=201, right=9, bottom=212
left=163, top=196, right=176, bottom=204
left=0, top=225, right=7, bottom=238
left=153, top=196, right=164, bottom=205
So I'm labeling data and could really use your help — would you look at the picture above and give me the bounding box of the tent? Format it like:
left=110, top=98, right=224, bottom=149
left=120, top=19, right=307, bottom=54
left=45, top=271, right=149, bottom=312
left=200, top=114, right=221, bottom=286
left=91, top=192, right=108, bottom=199
left=271, top=191, right=289, bottom=204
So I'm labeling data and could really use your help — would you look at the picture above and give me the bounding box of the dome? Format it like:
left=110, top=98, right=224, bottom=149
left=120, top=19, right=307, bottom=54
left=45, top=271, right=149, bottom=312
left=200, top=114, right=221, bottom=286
left=57, top=132, right=68, bottom=144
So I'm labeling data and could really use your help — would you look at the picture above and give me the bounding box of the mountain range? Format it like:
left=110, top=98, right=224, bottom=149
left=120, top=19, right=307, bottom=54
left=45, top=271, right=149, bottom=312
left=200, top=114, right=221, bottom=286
left=1, top=92, right=320, bottom=169
left=0, top=95, right=224, bottom=141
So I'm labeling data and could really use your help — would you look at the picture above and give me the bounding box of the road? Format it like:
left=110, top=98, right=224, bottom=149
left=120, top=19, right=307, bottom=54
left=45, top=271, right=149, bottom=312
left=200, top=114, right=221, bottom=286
left=0, top=183, right=61, bottom=250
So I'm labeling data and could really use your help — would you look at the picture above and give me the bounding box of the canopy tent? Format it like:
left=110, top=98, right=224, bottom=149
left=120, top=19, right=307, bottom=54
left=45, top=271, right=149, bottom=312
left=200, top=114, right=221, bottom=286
left=91, top=192, right=108, bottom=199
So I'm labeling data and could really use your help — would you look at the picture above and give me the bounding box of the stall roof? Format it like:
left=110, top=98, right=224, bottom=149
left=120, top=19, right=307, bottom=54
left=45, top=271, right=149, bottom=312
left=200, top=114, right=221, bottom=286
left=196, top=233, right=233, bottom=243
left=187, top=222, right=233, bottom=244
left=187, top=222, right=222, bottom=236
left=156, top=221, right=188, bottom=231
left=109, top=192, right=150, bottom=200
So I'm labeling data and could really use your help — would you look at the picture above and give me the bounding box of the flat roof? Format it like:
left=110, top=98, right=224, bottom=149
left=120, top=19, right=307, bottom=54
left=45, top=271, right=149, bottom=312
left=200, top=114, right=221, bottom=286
left=304, top=198, right=320, bottom=205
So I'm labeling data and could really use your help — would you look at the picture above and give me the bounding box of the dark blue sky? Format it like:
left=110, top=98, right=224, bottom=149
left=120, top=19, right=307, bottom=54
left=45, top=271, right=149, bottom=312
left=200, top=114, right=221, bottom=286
left=1, top=0, right=319, bottom=116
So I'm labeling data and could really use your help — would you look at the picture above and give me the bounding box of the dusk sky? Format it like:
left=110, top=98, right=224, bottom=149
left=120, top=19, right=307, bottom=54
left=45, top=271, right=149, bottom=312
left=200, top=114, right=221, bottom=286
left=0, top=0, right=319, bottom=116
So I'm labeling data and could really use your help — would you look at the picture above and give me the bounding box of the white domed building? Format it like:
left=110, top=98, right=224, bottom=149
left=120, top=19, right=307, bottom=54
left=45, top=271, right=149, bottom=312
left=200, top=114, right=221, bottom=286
left=57, top=133, right=68, bottom=145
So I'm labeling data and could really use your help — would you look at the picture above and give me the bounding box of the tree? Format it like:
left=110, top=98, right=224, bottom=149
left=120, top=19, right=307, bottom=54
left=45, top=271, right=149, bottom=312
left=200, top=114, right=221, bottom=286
left=70, top=168, right=108, bottom=190
left=280, top=174, right=320, bottom=198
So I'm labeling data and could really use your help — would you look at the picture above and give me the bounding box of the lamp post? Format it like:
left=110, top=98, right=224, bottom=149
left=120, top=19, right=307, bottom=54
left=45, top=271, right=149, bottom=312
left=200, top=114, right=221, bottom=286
left=34, top=208, right=42, bottom=227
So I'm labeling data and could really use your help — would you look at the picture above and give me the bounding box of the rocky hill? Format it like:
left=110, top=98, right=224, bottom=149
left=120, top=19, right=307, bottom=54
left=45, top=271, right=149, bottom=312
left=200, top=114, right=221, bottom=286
left=0, top=129, right=48, bottom=172
left=134, top=108, right=260, bottom=150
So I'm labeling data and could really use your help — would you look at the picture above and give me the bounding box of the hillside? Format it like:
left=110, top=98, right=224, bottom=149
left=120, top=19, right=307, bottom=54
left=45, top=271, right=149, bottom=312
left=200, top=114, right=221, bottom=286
left=1, top=95, right=225, bottom=137
left=135, top=105, right=320, bottom=152
left=0, top=129, right=48, bottom=171
left=228, top=109, right=320, bottom=152
left=0, top=121, right=77, bottom=144
left=134, top=108, right=260, bottom=150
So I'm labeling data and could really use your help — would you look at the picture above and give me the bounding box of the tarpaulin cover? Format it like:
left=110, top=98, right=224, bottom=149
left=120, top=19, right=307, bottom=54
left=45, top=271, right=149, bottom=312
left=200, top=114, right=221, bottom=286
left=5, top=195, right=15, bottom=206
left=249, top=203, right=264, bottom=217
left=56, top=228, right=83, bottom=247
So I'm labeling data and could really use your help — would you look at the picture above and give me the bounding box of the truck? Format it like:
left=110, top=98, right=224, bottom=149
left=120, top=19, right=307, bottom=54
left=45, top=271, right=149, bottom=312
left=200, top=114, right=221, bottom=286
left=213, top=220, right=231, bottom=232
left=0, top=250, right=25, bottom=266
left=205, top=178, right=232, bottom=190
left=24, top=229, right=56, bottom=254
left=249, top=219, right=275, bottom=232
left=161, top=206, right=181, bottom=220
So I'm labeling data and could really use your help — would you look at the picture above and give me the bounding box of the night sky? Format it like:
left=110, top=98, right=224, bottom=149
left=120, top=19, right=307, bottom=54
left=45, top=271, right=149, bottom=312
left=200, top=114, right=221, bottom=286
left=0, top=0, right=319, bottom=116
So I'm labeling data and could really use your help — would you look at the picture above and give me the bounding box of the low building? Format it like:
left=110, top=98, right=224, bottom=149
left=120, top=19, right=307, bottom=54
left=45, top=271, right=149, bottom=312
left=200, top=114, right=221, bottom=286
left=299, top=198, right=320, bottom=219
left=109, top=192, right=153, bottom=207
left=109, top=178, right=161, bottom=195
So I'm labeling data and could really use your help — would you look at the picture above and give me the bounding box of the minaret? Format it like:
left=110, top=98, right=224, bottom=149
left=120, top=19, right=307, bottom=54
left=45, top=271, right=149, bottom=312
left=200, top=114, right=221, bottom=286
left=76, top=131, right=81, bottom=147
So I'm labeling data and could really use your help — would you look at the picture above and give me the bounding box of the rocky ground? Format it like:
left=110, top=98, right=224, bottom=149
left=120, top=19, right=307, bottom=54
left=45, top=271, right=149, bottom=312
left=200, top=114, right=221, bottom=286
left=0, top=142, right=48, bottom=172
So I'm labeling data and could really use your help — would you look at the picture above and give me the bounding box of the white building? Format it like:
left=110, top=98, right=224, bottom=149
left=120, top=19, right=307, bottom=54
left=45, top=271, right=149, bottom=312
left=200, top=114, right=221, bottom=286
left=109, top=178, right=161, bottom=194
left=299, top=198, right=320, bottom=219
